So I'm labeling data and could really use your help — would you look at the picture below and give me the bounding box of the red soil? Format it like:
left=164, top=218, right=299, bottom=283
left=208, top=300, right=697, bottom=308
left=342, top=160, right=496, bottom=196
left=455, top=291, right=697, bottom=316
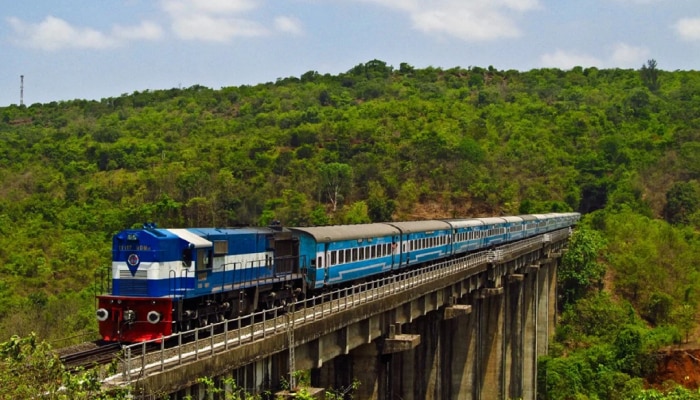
left=648, top=349, right=700, bottom=390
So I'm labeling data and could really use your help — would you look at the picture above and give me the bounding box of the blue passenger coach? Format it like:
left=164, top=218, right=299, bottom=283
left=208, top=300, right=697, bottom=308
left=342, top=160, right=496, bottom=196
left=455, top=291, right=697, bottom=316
left=446, top=219, right=485, bottom=255
left=478, top=217, right=510, bottom=247
left=386, top=220, right=453, bottom=268
left=290, top=223, right=401, bottom=289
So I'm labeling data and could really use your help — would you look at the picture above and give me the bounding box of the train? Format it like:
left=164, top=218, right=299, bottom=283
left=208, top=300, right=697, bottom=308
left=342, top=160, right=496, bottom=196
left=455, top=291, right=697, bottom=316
left=96, top=212, right=580, bottom=342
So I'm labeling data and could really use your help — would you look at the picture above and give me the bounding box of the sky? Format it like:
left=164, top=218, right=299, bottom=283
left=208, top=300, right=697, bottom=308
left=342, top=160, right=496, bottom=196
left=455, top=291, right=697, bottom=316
left=1, top=0, right=699, bottom=107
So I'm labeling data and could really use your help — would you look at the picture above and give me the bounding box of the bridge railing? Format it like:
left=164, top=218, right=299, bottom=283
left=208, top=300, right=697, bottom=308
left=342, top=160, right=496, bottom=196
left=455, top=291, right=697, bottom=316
left=111, top=229, right=571, bottom=385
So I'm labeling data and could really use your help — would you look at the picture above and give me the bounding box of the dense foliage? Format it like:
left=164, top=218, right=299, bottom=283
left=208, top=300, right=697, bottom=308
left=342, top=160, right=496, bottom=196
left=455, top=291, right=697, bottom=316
left=1, top=59, right=700, bottom=397
left=0, top=333, right=127, bottom=399
left=542, top=211, right=700, bottom=399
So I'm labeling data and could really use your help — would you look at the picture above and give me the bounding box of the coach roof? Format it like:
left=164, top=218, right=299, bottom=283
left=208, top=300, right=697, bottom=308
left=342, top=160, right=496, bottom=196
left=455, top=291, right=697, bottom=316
left=385, top=220, right=452, bottom=233
left=290, top=223, right=400, bottom=243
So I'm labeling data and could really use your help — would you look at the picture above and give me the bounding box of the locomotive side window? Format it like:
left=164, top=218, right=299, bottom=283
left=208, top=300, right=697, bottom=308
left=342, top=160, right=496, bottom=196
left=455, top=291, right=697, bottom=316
left=213, top=240, right=228, bottom=255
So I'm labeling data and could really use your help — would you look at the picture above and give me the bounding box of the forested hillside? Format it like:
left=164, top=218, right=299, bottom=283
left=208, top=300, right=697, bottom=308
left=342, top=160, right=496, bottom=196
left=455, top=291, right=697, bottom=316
left=1, top=59, right=700, bottom=396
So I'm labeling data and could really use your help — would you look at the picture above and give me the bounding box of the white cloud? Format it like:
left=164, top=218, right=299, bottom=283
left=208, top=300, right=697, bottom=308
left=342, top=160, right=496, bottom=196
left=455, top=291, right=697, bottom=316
left=8, top=16, right=117, bottom=51
left=675, top=17, right=700, bottom=41
left=609, top=42, right=649, bottom=67
left=274, top=16, right=303, bottom=35
left=540, top=42, right=650, bottom=70
left=540, top=50, right=602, bottom=69
left=113, top=21, right=164, bottom=41
left=7, top=16, right=162, bottom=51
left=161, top=0, right=268, bottom=41
left=357, top=0, right=540, bottom=41
left=185, top=0, right=257, bottom=14
left=610, top=0, right=664, bottom=4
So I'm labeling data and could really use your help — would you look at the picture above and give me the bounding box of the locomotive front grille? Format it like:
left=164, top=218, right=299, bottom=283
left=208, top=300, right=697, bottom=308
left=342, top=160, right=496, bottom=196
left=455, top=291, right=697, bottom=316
left=119, top=270, right=149, bottom=296
left=120, top=270, right=148, bottom=279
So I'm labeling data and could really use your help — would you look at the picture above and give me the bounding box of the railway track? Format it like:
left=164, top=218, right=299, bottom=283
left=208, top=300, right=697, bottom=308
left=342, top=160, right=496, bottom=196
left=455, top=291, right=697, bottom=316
left=57, top=341, right=121, bottom=370
left=58, top=341, right=158, bottom=371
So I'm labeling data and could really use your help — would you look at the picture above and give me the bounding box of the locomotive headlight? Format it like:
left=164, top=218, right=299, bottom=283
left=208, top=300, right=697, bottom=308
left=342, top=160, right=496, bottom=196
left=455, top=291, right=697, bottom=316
left=96, top=308, right=109, bottom=322
left=123, top=309, right=136, bottom=323
left=147, top=311, right=162, bottom=324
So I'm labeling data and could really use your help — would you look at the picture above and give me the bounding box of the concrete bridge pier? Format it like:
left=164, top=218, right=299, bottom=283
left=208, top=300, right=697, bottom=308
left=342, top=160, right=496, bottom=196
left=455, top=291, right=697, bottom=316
left=390, top=313, right=441, bottom=399
left=478, top=284, right=505, bottom=399
left=505, top=274, right=525, bottom=399
left=170, top=354, right=284, bottom=399
left=446, top=296, right=477, bottom=399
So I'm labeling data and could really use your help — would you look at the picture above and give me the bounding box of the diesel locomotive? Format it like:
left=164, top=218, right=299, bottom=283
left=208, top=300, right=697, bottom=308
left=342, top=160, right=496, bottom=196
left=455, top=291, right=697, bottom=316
left=96, top=212, right=580, bottom=342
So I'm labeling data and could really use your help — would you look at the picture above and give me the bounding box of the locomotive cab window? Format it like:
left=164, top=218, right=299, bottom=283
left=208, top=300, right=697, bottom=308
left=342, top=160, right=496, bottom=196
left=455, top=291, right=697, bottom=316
left=182, top=249, right=193, bottom=268
left=196, top=249, right=212, bottom=270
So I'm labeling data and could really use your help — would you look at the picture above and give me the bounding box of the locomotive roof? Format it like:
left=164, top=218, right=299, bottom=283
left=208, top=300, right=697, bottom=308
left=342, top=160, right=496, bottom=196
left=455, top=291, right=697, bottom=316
left=289, top=223, right=400, bottom=243
left=385, top=220, right=452, bottom=233
left=188, top=227, right=276, bottom=238
left=167, top=229, right=213, bottom=248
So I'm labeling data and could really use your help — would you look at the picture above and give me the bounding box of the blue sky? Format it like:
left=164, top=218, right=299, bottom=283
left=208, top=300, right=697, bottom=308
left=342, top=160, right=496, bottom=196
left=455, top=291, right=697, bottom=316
left=1, top=0, right=699, bottom=106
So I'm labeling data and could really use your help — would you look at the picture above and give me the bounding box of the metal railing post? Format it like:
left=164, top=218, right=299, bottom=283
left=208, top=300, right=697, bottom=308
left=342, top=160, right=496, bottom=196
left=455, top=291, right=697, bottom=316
left=160, top=335, right=165, bottom=372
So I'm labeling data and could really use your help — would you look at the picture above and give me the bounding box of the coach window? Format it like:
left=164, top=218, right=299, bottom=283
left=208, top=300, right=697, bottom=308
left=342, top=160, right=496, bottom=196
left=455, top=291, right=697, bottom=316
left=331, top=251, right=337, bottom=266
left=317, top=255, right=323, bottom=268
left=339, top=250, right=344, bottom=264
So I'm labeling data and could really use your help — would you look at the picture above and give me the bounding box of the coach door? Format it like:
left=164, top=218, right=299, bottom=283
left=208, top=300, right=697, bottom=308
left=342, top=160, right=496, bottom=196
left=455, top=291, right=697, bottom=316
left=391, top=234, right=401, bottom=270
left=323, top=244, right=330, bottom=284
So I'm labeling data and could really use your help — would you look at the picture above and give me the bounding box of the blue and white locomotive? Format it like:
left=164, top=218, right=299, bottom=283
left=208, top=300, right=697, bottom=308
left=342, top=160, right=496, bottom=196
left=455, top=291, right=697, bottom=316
left=96, top=212, right=580, bottom=342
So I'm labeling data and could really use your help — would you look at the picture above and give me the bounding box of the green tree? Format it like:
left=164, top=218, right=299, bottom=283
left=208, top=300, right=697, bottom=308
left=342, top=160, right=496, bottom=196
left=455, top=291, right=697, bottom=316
left=318, top=162, right=353, bottom=212
left=559, top=226, right=606, bottom=305
left=342, top=201, right=371, bottom=224
left=367, top=181, right=396, bottom=222
left=640, top=59, right=660, bottom=92
left=664, top=181, right=699, bottom=225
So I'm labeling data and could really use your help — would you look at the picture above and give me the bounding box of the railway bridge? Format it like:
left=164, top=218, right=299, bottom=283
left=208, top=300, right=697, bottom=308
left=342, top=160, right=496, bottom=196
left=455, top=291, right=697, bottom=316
left=103, top=229, right=571, bottom=399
